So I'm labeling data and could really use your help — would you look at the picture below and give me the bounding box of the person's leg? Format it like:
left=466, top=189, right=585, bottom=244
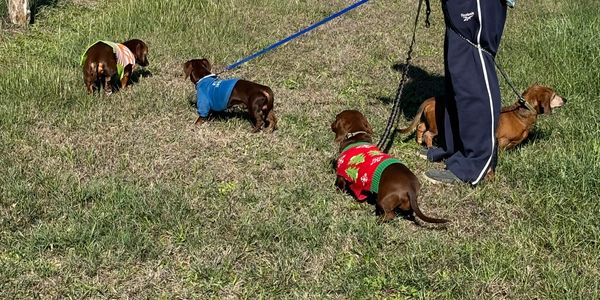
left=430, top=0, right=506, bottom=184
left=426, top=28, right=461, bottom=163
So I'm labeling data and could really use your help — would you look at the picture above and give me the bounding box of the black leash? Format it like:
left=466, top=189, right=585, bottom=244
left=425, top=0, right=431, bottom=28
left=376, top=0, right=430, bottom=152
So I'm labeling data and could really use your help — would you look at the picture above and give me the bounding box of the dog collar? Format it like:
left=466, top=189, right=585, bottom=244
left=196, top=73, right=218, bottom=86
left=345, top=131, right=369, bottom=140
left=341, top=141, right=372, bottom=152
left=518, top=95, right=536, bottom=113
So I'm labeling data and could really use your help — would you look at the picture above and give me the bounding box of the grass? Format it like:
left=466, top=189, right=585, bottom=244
left=1, top=0, right=599, bottom=298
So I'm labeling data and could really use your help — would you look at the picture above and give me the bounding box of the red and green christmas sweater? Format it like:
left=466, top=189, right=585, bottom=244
left=336, top=142, right=402, bottom=201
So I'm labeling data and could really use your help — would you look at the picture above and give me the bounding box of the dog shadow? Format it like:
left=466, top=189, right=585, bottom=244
left=129, top=68, right=153, bottom=84
left=187, top=96, right=253, bottom=123
left=210, top=109, right=253, bottom=123
left=376, top=63, right=445, bottom=120
left=512, top=127, right=551, bottom=149
left=106, top=69, right=152, bottom=92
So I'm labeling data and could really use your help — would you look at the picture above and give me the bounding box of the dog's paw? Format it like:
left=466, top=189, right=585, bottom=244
left=194, top=117, right=207, bottom=126
left=265, top=125, right=277, bottom=133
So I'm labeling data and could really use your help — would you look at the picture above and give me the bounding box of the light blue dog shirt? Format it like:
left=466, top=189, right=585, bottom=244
left=196, top=74, right=240, bottom=118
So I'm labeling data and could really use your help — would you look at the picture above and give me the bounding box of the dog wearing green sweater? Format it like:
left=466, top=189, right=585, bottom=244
left=81, top=39, right=149, bottom=95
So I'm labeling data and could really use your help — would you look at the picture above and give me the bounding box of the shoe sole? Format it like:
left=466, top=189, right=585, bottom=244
left=422, top=173, right=463, bottom=185
left=423, top=174, right=451, bottom=185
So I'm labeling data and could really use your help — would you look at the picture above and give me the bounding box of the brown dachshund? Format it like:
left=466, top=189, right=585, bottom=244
left=332, top=110, right=449, bottom=223
left=184, top=59, right=277, bottom=132
left=81, top=39, right=149, bottom=95
left=398, top=85, right=566, bottom=150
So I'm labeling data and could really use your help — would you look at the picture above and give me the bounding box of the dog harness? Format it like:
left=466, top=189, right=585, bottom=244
left=80, top=41, right=136, bottom=80
left=196, top=74, right=240, bottom=118
left=336, top=142, right=402, bottom=201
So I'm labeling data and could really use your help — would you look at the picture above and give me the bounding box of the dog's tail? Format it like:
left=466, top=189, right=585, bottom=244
left=97, top=62, right=105, bottom=76
left=88, top=62, right=105, bottom=79
left=260, top=88, right=274, bottom=111
left=396, top=98, right=430, bottom=134
left=88, top=62, right=97, bottom=78
left=408, top=189, right=449, bottom=224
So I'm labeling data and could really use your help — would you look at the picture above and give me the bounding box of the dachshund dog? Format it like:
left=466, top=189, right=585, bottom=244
left=183, top=59, right=277, bottom=132
left=398, top=85, right=566, bottom=150
left=496, top=85, right=566, bottom=149
left=81, top=39, right=149, bottom=95
left=332, top=110, right=449, bottom=223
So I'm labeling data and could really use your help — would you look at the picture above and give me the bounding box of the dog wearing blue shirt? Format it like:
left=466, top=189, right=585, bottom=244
left=184, top=59, right=277, bottom=132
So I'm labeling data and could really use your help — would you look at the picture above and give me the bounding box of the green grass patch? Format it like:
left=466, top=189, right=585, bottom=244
left=1, top=0, right=599, bottom=298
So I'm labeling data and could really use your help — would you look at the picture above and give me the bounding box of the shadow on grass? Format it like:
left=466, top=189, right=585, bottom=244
left=376, top=63, right=445, bottom=121
left=511, top=127, right=551, bottom=149
left=30, top=0, right=59, bottom=24
left=130, top=68, right=153, bottom=84
left=187, top=96, right=254, bottom=124
left=210, top=109, right=253, bottom=124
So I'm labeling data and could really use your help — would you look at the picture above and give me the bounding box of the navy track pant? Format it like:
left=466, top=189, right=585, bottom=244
left=428, top=0, right=507, bottom=184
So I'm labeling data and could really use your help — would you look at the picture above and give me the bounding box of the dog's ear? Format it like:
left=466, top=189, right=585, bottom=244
left=200, top=59, right=212, bottom=72
left=330, top=118, right=339, bottom=132
left=332, top=117, right=347, bottom=144
left=534, top=86, right=555, bottom=115
left=522, top=85, right=549, bottom=115
left=123, top=39, right=149, bottom=66
left=360, top=116, right=374, bottom=134
left=540, top=96, right=553, bottom=115
left=135, top=42, right=143, bottom=57
left=139, top=42, right=149, bottom=66
left=183, top=61, right=193, bottom=79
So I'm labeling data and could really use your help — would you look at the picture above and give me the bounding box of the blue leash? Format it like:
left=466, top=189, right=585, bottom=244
left=219, top=0, right=370, bottom=74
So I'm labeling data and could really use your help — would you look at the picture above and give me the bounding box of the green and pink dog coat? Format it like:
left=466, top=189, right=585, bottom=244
left=336, top=142, right=402, bottom=201
left=80, top=41, right=136, bottom=80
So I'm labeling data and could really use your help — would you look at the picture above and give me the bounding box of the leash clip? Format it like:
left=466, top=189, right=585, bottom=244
left=518, top=96, right=536, bottom=112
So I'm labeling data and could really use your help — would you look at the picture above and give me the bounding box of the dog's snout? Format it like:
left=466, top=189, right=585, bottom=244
left=550, top=95, right=566, bottom=109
